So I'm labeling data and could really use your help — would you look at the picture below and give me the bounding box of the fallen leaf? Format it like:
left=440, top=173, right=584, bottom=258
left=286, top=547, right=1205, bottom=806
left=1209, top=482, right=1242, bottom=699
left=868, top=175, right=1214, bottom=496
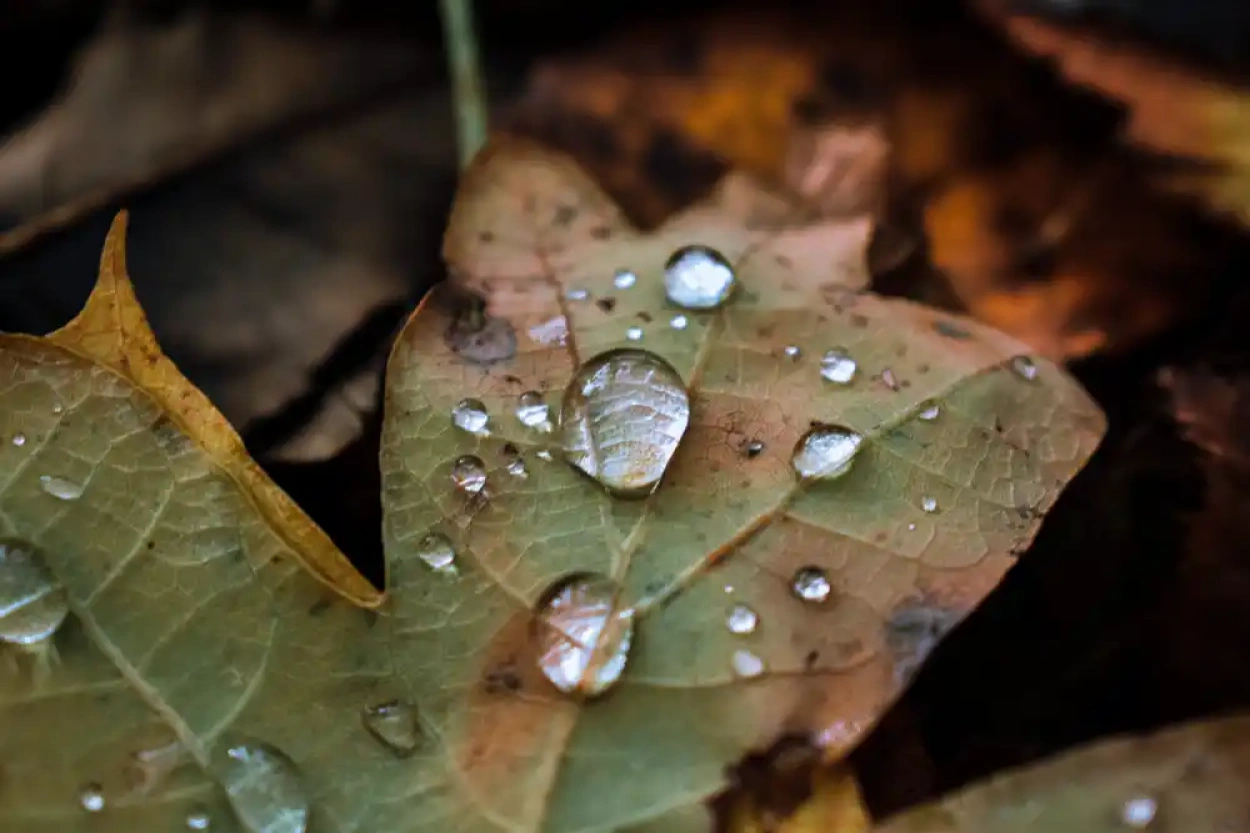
left=870, top=713, right=1250, bottom=831
left=378, top=139, right=1105, bottom=831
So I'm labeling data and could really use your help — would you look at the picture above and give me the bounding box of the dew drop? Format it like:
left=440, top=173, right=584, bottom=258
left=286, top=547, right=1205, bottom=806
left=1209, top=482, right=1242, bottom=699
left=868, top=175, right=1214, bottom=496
left=515, top=391, right=553, bottom=433
left=51, top=404, right=64, bottom=415
left=625, top=326, right=644, bottom=341
left=451, top=398, right=490, bottom=435
left=414, top=533, right=457, bottom=576
left=535, top=574, right=634, bottom=697
left=917, top=402, right=940, bottom=421
left=362, top=700, right=421, bottom=757
left=11, top=433, right=26, bottom=447
left=743, top=439, right=765, bottom=458
left=613, top=269, right=637, bottom=289
left=880, top=368, right=900, bottom=391
left=566, top=287, right=590, bottom=302
left=792, top=425, right=863, bottom=481
left=78, top=783, right=105, bottom=812
left=39, top=475, right=83, bottom=501
left=669, top=314, right=689, bottom=330
left=1011, top=355, right=1038, bottom=381
left=1121, top=796, right=1157, bottom=828
left=791, top=567, right=832, bottom=604
left=186, top=808, right=212, bottom=830
left=214, top=740, right=309, bottom=833
left=450, top=455, right=487, bottom=496
left=505, top=456, right=529, bottom=479
left=726, top=604, right=759, bottom=635
left=560, top=349, right=691, bottom=497
left=783, top=345, right=802, bottom=361
left=536, top=449, right=554, bottom=461
left=664, top=245, right=737, bottom=309
left=731, top=649, right=765, bottom=679
left=921, top=495, right=939, bottom=514
left=0, top=539, right=69, bottom=646
left=820, top=349, right=857, bottom=384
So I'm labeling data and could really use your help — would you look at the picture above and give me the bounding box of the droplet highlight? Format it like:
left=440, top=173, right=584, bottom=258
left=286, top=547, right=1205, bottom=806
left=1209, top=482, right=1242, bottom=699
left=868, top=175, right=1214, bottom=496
left=214, top=741, right=309, bottom=833
left=726, top=604, right=759, bottom=635
left=450, top=456, right=487, bottom=496
left=1121, top=796, right=1157, bottom=828
left=0, top=540, right=69, bottom=646
left=515, top=391, right=553, bottom=433
left=39, top=475, right=83, bottom=501
left=669, top=314, right=689, bottom=330
left=783, top=345, right=801, bottom=361
left=792, top=425, right=864, bottom=481
left=921, top=495, right=939, bottom=513
left=536, top=574, right=634, bottom=697
left=917, top=402, right=940, bottom=421
left=612, top=269, right=637, bottom=289
left=880, top=368, right=900, bottom=391
left=1011, top=355, right=1038, bottom=381
left=186, top=808, right=212, bottom=830
left=11, top=433, right=26, bottom=447
left=560, top=349, right=691, bottom=497
left=625, top=326, right=643, bottom=341
left=414, top=533, right=457, bottom=576
left=791, top=567, right=832, bottom=604
left=820, top=349, right=857, bottom=384
left=731, top=649, right=765, bottom=679
left=451, top=398, right=490, bottom=435
left=566, top=287, right=590, bottom=302
left=743, top=439, right=765, bottom=458
left=664, top=245, right=737, bottom=309
left=362, top=700, right=421, bottom=757
left=78, top=783, right=105, bottom=812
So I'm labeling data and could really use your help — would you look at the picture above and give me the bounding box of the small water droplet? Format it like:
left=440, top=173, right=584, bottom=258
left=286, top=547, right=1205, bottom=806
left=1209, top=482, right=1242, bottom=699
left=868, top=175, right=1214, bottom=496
left=731, top=649, right=765, bottom=679
left=625, top=326, right=643, bottom=341
left=1011, top=355, right=1038, bottom=381
left=78, top=783, right=105, bottom=812
left=362, top=700, right=421, bottom=757
left=214, top=740, right=309, bottom=833
left=907, top=523, right=916, bottom=531
left=505, top=455, right=529, bottom=479
left=39, top=475, right=83, bottom=501
left=664, top=245, right=737, bottom=309
left=669, top=314, right=689, bottom=330
left=791, top=567, right=832, bottom=603
left=414, top=533, right=457, bottom=576
left=917, top=402, right=940, bottom=421
left=11, top=433, right=26, bottom=447
left=536, top=574, right=634, bottom=697
left=724, top=584, right=735, bottom=594
left=566, top=287, right=590, bottom=302
left=536, top=449, right=554, bottom=461
left=792, top=425, right=863, bottom=481
left=726, top=604, right=759, bottom=635
left=51, top=404, right=64, bottom=415
left=743, top=439, right=765, bottom=458
left=921, top=496, right=939, bottom=513
left=613, top=269, right=637, bottom=289
left=515, top=391, right=553, bottom=433
left=451, top=398, right=490, bottom=435
left=783, top=345, right=802, bottom=361
left=820, top=349, right=857, bottom=384
left=186, top=808, right=212, bottom=830
left=880, top=368, right=900, bottom=391
left=1121, top=796, right=1157, bottom=828
left=450, top=456, right=487, bottom=496
left=0, top=539, right=69, bottom=646
left=560, top=349, right=691, bottom=497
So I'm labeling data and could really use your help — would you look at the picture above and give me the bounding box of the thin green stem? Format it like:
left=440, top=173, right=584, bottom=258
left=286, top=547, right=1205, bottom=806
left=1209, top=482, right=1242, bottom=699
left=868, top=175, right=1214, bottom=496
left=439, top=0, right=487, bottom=169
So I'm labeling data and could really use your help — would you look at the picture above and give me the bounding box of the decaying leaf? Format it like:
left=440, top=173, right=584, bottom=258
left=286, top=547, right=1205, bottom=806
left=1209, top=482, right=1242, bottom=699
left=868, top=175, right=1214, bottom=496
left=378, top=139, right=1105, bottom=831
left=871, top=713, right=1250, bottom=832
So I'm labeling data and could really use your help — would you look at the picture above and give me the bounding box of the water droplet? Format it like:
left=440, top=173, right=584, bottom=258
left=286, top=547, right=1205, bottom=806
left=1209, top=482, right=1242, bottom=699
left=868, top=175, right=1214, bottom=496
left=414, top=533, right=457, bottom=576
left=664, top=245, right=737, bottom=309
left=186, top=808, right=212, bottom=830
left=451, top=398, right=490, bottom=435
left=560, top=349, right=691, bottom=497
left=450, top=456, right=487, bottom=496
left=731, top=649, right=765, bottom=679
left=78, top=783, right=105, bottom=812
left=613, top=269, right=637, bottom=289
left=625, top=326, right=643, bottom=341
left=792, top=425, right=863, bottom=481
left=1121, top=796, right=1157, bottom=828
left=51, top=404, right=64, bottom=415
left=783, top=345, right=801, bottom=361
left=791, top=567, right=832, bottom=603
left=39, top=475, right=83, bottom=501
left=743, top=439, right=765, bottom=458
left=505, top=455, right=529, bottom=479
left=921, top=496, right=939, bottom=514
left=820, top=349, right=857, bottom=384
left=536, top=574, right=634, bottom=697
left=1011, top=355, right=1038, bottom=381
left=0, top=540, right=69, bottom=646
left=726, top=604, right=759, bottom=635
left=11, top=433, right=25, bottom=447
left=880, top=368, right=900, bottom=391
left=362, top=700, right=421, bottom=757
left=515, top=391, right=553, bottom=433
left=917, top=402, right=940, bottom=421
left=528, top=316, right=569, bottom=347
left=214, top=740, right=309, bottom=833
left=907, top=523, right=916, bottom=531
left=536, top=449, right=554, bottom=461
left=669, top=314, right=689, bottom=330
left=566, top=287, right=590, bottom=302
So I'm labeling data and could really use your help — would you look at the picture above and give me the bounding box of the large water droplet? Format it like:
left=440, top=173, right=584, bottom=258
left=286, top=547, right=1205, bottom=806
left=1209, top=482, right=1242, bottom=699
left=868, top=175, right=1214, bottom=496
left=560, top=349, right=691, bottom=497
left=1011, top=355, right=1038, bottom=381
left=362, top=700, right=421, bottom=757
left=731, top=649, right=765, bottom=679
left=451, top=398, right=490, bottom=435
left=792, top=425, right=863, bottom=481
left=515, top=392, right=553, bottom=432
left=186, top=808, right=212, bottom=830
left=1121, top=796, right=1157, bottom=828
left=535, top=574, right=634, bottom=697
left=450, top=456, right=487, bottom=496
left=664, top=245, right=737, bottom=309
left=820, top=349, right=857, bottom=384
left=214, top=740, right=309, bottom=833
left=414, top=533, right=457, bottom=576
left=921, top=495, right=939, bottom=514
left=11, top=433, right=26, bottom=447
left=613, top=269, right=637, bottom=289
left=0, top=540, right=69, bottom=646
left=79, top=783, right=105, bottom=812
left=791, top=567, right=832, bottom=603
left=726, top=604, right=759, bottom=635
left=917, top=401, right=940, bottom=421
left=39, top=475, right=83, bottom=501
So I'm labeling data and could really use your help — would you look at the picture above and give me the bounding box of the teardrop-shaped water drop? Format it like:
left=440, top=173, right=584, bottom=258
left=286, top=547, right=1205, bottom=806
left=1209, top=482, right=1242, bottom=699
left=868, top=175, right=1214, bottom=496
left=1011, top=355, right=1038, bottom=381
left=450, top=455, right=487, bottom=496
left=535, top=574, right=634, bottom=697
left=625, top=326, right=643, bottom=341
left=515, top=391, right=553, bottom=432
left=791, top=567, right=832, bottom=603
left=560, top=349, right=691, bottom=497
left=214, top=740, right=309, bottom=833
left=612, top=269, right=637, bottom=289
left=921, top=495, right=939, bottom=513
left=39, top=475, right=83, bottom=501
left=414, top=533, right=457, bottom=576
left=186, top=808, right=212, bottom=830
left=362, top=700, right=421, bottom=757
left=820, top=349, right=857, bottom=384
left=792, top=425, right=863, bottom=481
left=0, top=540, right=69, bottom=646
left=664, top=245, right=737, bottom=309
left=726, top=604, right=759, bottom=635
left=78, top=783, right=105, bottom=812
left=451, top=398, right=490, bottom=435
left=917, top=401, right=940, bottom=421
left=11, top=433, right=26, bottom=447
left=731, top=649, right=765, bottom=679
